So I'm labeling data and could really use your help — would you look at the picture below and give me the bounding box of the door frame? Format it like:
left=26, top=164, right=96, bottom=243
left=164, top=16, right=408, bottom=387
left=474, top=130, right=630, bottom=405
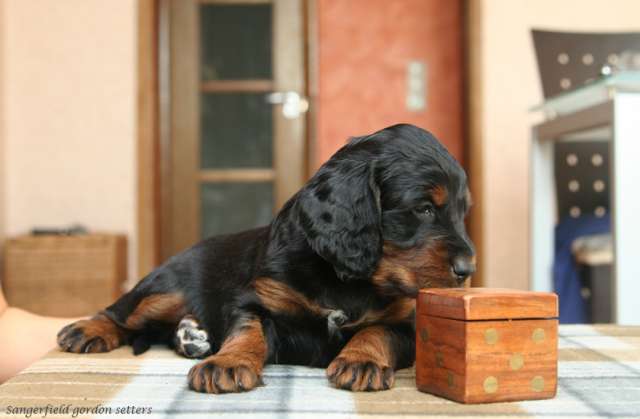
left=137, top=0, right=161, bottom=277
left=136, top=0, right=318, bottom=275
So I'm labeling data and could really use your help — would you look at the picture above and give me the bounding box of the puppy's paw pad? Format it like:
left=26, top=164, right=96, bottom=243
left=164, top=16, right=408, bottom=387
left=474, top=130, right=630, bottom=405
left=57, top=317, right=122, bottom=354
left=181, top=341, right=212, bottom=358
left=188, top=357, right=262, bottom=394
left=174, top=316, right=213, bottom=358
left=327, top=310, right=349, bottom=335
left=326, top=356, right=394, bottom=392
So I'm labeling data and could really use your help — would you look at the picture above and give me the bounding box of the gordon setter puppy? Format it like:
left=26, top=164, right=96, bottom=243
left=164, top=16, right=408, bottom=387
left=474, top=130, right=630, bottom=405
left=57, top=123, right=475, bottom=393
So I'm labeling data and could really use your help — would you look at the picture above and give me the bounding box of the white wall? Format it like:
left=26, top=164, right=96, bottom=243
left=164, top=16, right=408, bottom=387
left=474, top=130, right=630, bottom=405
left=471, top=0, right=640, bottom=289
left=1, top=0, right=138, bottom=283
left=0, top=1, right=5, bottom=272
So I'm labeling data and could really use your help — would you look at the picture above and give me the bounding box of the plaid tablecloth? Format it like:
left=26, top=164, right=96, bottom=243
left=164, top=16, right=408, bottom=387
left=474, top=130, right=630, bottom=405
left=1, top=325, right=639, bottom=418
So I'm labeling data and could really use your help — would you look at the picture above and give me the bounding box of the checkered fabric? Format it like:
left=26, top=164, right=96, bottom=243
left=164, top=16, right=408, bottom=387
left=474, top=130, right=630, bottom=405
left=1, top=325, right=639, bottom=418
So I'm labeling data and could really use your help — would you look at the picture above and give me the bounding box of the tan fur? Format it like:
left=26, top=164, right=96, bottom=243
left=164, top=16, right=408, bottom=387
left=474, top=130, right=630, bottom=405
left=188, top=317, right=267, bottom=394
left=431, top=185, right=449, bottom=206
left=58, top=294, right=186, bottom=354
left=255, top=276, right=415, bottom=329
left=254, top=277, right=332, bottom=317
left=372, top=242, right=454, bottom=295
left=326, top=326, right=395, bottom=391
left=342, top=298, right=415, bottom=329
left=125, top=293, right=186, bottom=329
left=57, top=314, right=125, bottom=353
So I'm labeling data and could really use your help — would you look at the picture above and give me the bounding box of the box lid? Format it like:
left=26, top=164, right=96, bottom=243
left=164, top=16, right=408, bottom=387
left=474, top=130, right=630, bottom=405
left=417, top=288, right=558, bottom=321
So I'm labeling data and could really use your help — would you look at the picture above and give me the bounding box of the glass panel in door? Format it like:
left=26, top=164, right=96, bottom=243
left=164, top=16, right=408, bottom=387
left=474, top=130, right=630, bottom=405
left=199, top=2, right=274, bottom=238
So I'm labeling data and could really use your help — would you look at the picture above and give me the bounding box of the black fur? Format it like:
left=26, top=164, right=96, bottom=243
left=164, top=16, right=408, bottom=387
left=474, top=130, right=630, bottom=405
left=59, top=124, right=475, bottom=391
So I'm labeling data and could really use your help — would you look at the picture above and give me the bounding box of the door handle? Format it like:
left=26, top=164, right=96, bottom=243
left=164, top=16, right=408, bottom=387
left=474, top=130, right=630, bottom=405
left=265, top=91, right=309, bottom=119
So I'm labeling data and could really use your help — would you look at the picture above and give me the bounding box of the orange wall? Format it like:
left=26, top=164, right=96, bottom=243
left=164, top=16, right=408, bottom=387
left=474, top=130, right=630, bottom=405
left=315, top=0, right=463, bottom=168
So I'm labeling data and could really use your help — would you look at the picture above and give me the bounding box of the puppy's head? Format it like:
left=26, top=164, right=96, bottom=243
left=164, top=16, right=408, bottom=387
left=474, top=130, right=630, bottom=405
left=295, top=124, right=475, bottom=297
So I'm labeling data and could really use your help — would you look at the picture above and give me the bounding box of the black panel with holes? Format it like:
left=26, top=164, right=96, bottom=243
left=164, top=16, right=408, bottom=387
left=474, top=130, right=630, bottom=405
left=532, top=30, right=640, bottom=98
left=579, top=264, right=612, bottom=323
left=554, top=141, right=609, bottom=221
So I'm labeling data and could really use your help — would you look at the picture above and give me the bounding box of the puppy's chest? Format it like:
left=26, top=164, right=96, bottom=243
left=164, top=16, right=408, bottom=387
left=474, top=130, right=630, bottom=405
left=253, top=277, right=415, bottom=332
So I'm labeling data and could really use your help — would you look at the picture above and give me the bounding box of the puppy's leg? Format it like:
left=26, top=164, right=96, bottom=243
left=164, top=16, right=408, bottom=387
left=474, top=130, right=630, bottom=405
left=173, top=315, right=212, bottom=359
left=188, top=313, right=267, bottom=393
left=57, top=313, right=126, bottom=353
left=326, top=322, right=414, bottom=391
left=57, top=271, right=187, bottom=354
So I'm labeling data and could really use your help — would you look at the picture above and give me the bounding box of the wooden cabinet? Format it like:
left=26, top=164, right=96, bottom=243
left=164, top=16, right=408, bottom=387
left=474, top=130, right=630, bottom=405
left=3, top=234, right=127, bottom=317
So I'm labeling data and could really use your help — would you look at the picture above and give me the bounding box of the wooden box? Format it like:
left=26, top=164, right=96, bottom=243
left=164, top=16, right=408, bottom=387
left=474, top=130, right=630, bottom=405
left=3, top=234, right=127, bottom=317
left=416, top=288, right=558, bottom=404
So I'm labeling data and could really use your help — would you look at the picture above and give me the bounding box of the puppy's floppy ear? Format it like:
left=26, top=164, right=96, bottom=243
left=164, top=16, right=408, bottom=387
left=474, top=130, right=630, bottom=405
left=295, top=159, right=382, bottom=281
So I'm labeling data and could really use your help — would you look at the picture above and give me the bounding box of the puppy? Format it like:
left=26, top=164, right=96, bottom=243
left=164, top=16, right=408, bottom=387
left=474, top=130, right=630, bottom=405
left=57, top=124, right=475, bottom=393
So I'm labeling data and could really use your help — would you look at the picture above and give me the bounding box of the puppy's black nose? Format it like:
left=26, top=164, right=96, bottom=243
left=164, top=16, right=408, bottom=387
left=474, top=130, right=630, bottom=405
left=451, top=256, right=476, bottom=283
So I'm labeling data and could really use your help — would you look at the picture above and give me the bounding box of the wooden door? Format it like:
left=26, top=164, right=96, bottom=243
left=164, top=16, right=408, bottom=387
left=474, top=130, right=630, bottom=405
left=162, top=0, right=306, bottom=257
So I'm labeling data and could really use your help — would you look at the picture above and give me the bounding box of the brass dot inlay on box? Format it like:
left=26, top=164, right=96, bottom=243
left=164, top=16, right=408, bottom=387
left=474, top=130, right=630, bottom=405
left=419, top=328, right=429, bottom=342
left=447, top=371, right=454, bottom=388
left=484, top=328, right=498, bottom=345
left=531, top=376, right=545, bottom=392
left=532, top=328, right=546, bottom=343
left=510, top=353, right=524, bottom=370
left=435, top=351, right=444, bottom=367
left=483, top=376, right=498, bottom=394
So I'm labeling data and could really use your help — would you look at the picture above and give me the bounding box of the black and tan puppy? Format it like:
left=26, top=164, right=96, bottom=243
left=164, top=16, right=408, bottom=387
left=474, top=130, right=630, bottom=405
left=57, top=124, right=475, bottom=393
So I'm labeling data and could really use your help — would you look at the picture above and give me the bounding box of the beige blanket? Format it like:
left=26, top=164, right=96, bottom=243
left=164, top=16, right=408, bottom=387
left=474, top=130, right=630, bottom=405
left=1, top=324, right=639, bottom=418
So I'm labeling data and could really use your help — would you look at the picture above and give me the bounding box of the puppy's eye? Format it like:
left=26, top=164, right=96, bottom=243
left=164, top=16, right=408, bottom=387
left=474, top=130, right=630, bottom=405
left=416, top=204, right=435, bottom=218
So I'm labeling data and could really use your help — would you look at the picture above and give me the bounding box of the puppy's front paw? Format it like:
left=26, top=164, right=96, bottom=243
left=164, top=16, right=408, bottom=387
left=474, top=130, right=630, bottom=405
left=173, top=316, right=212, bottom=359
left=57, top=315, right=124, bottom=353
left=188, top=354, right=263, bottom=394
left=326, top=355, right=394, bottom=391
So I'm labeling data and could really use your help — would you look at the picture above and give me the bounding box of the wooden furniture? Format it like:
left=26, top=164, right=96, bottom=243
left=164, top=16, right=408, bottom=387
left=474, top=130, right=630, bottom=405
left=553, top=138, right=613, bottom=323
left=529, top=31, right=640, bottom=324
left=531, top=30, right=640, bottom=98
left=3, top=234, right=127, bottom=317
left=416, top=288, right=558, bottom=404
left=530, top=71, right=640, bottom=324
